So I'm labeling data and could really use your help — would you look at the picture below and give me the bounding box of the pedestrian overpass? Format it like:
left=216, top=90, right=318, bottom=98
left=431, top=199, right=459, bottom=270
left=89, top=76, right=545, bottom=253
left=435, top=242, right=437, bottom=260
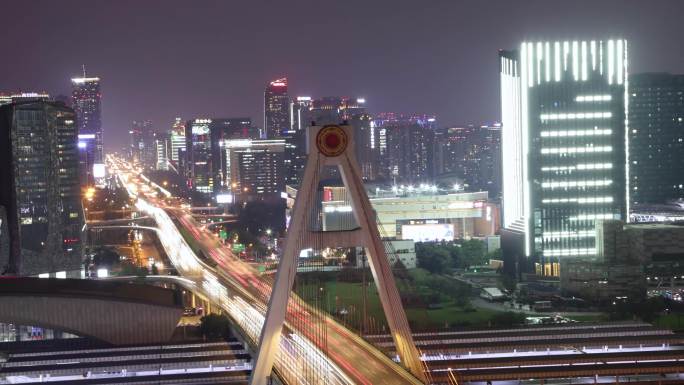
left=0, top=277, right=183, bottom=345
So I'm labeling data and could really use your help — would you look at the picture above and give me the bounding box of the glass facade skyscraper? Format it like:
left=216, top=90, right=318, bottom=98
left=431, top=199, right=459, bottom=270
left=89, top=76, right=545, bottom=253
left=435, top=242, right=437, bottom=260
left=0, top=100, right=84, bottom=276
left=500, top=39, right=629, bottom=276
left=629, top=73, right=684, bottom=206
left=71, top=75, right=102, bottom=186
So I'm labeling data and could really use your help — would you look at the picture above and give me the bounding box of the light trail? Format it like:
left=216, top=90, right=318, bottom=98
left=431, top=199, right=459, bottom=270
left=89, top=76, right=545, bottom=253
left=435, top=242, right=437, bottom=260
left=131, top=191, right=354, bottom=385
left=106, top=154, right=424, bottom=385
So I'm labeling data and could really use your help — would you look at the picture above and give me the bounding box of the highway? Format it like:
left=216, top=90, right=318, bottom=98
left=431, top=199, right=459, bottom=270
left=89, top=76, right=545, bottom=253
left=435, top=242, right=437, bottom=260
left=106, top=155, right=424, bottom=385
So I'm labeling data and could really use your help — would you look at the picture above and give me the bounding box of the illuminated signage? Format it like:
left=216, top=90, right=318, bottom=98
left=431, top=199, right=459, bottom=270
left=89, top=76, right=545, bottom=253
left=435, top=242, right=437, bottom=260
left=402, top=224, right=454, bottom=242
left=323, top=205, right=352, bottom=213
left=93, top=163, right=106, bottom=178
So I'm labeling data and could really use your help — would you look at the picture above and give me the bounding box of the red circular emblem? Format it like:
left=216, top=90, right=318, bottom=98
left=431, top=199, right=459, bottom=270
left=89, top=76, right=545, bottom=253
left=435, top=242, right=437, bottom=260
left=316, top=125, right=348, bottom=157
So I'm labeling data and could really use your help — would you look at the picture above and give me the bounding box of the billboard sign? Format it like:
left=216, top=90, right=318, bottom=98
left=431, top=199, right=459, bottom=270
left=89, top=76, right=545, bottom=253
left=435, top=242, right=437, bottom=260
left=402, top=223, right=454, bottom=242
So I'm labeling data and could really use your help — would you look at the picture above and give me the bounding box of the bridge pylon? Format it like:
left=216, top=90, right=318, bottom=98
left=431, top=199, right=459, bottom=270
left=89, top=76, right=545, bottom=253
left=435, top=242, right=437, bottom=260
left=250, top=124, right=427, bottom=385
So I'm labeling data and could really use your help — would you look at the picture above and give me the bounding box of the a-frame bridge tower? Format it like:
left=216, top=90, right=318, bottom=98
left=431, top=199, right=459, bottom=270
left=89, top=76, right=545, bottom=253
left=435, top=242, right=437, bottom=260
left=250, top=124, right=427, bottom=385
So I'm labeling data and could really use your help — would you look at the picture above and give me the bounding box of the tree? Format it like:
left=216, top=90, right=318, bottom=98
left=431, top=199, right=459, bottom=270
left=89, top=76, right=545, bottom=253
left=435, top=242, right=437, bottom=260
left=416, top=244, right=451, bottom=274
left=487, top=248, right=503, bottom=261
left=458, top=239, right=487, bottom=268
left=151, top=263, right=159, bottom=275
left=92, top=247, right=120, bottom=267
left=490, top=311, right=525, bottom=327
left=393, top=259, right=411, bottom=280
left=119, top=262, right=148, bottom=277
left=200, top=313, right=232, bottom=339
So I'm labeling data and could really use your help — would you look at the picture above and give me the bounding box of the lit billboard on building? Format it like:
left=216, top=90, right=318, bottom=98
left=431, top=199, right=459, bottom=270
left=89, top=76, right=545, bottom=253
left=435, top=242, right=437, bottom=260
left=401, top=223, right=454, bottom=242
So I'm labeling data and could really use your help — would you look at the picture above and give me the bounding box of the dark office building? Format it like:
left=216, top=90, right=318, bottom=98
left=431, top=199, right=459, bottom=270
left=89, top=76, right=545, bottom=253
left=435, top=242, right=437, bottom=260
left=374, top=113, right=436, bottom=183
left=264, top=78, right=289, bottom=138
left=310, top=97, right=343, bottom=125
left=71, top=74, right=102, bottom=186
left=285, top=97, right=312, bottom=188
left=308, top=97, right=375, bottom=180
left=435, top=123, right=502, bottom=196
left=629, top=73, right=684, bottom=206
left=210, top=118, right=256, bottom=193
left=500, top=39, right=628, bottom=277
left=0, top=100, right=84, bottom=276
left=130, top=120, right=155, bottom=169
left=341, top=99, right=375, bottom=180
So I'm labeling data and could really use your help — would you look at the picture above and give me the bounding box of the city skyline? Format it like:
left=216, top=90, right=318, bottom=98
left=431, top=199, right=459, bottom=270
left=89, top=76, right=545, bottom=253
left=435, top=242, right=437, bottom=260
left=3, top=2, right=684, bottom=384
left=2, top=0, right=684, bottom=151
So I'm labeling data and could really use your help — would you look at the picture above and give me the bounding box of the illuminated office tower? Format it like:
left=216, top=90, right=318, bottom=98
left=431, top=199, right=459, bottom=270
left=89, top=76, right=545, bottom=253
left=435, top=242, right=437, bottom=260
left=168, top=117, right=186, bottom=168
left=500, top=39, right=628, bottom=276
left=0, top=100, right=83, bottom=276
left=264, top=78, right=289, bottom=138
left=155, top=137, right=169, bottom=170
left=185, top=118, right=214, bottom=196
left=71, top=73, right=102, bottom=186
left=221, top=138, right=286, bottom=203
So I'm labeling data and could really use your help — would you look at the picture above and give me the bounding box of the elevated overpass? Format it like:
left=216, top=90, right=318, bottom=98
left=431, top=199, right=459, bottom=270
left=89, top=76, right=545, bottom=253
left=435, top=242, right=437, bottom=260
left=0, top=278, right=183, bottom=345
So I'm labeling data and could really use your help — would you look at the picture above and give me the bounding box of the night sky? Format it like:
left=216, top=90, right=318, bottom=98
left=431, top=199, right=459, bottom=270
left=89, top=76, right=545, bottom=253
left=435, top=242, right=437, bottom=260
left=3, top=0, right=683, bottom=151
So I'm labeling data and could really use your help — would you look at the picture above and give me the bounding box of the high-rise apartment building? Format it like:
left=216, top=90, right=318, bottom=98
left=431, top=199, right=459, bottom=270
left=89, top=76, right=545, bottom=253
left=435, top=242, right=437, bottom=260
left=0, top=100, right=84, bottom=276
left=264, top=78, right=289, bottom=138
left=373, top=113, right=436, bottom=184
left=500, top=39, right=629, bottom=276
left=71, top=74, right=102, bottom=186
left=435, top=123, right=502, bottom=196
left=629, top=73, right=684, bottom=206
